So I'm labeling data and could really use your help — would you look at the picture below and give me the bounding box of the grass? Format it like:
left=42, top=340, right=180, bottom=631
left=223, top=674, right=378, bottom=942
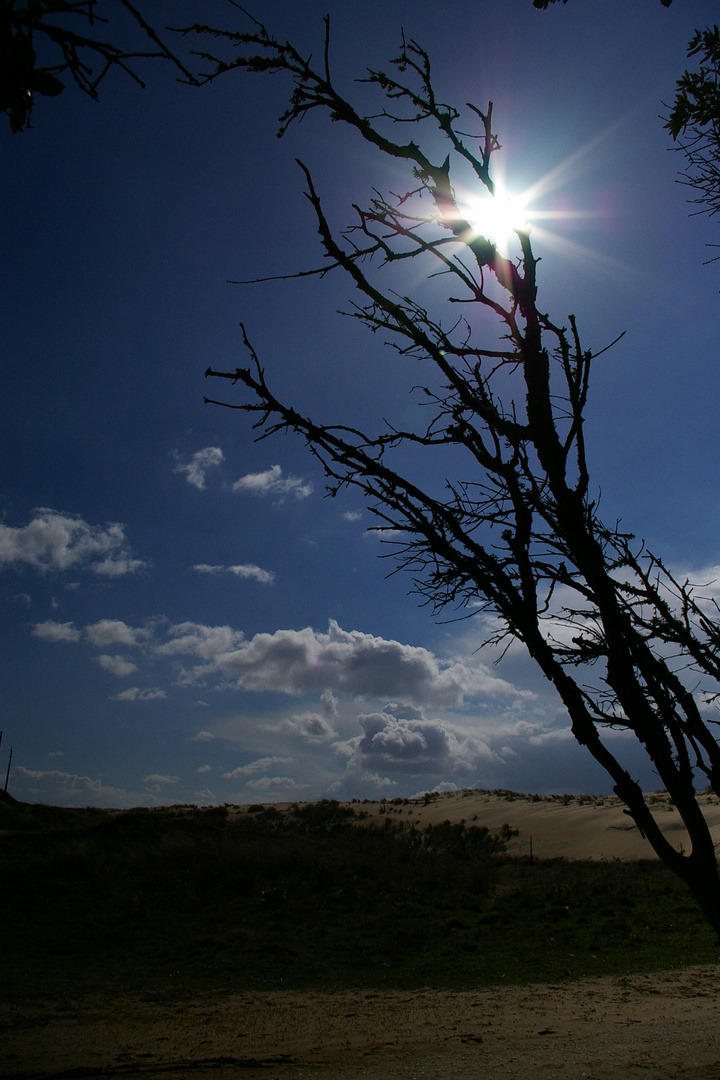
left=0, top=797, right=717, bottom=1002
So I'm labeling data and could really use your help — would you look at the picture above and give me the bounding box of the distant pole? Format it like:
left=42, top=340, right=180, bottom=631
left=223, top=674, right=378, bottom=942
left=4, top=747, right=12, bottom=793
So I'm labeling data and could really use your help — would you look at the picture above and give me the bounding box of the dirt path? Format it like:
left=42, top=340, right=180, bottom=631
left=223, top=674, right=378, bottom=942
left=3, top=965, right=720, bottom=1079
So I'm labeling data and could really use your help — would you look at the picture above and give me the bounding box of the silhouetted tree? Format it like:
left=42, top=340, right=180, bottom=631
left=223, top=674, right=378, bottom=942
left=1, top=0, right=195, bottom=132
left=666, top=24, right=720, bottom=247
left=196, top=16, right=720, bottom=935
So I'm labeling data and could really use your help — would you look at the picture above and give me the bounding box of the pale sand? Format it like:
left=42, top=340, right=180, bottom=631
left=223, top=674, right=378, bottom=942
left=329, top=788, right=720, bottom=862
left=3, top=965, right=720, bottom=1079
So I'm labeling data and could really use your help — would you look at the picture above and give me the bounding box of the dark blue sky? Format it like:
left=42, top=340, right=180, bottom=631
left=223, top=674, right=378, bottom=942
left=2, top=0, right=719, bottom=806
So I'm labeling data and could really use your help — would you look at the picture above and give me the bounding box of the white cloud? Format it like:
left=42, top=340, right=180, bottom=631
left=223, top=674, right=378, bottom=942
left=13, top=766, right=132, bottom=808
left=245, top=776, right=306, bottom=791
left=190, top=730, right=216, bottom=742
left=222, top=756, right=292, bottom=780
left=215, top=620, right=517, bottom=707
left=174, top=447, right=224, bottom=489
left=144, top=774, right=179, bottom=785
left=193, top=563, right=275, bottom=585
left=285, top=711, right=337, bottom=741
left=350, top=704, right=495, bottom=775
left=155, top=621, right=244, bottom=661
left=32, top=619, right=81, bottom=643
left=0, top=508, right=144, bottom=576
left=197, top=764, right=212, bottom=774
left=96, top=654, right=138, bottom=677
left=528, top=725, right=575, bottom=746
left=113, top=687, right=166, bottom=701
left=343, top=511, right=363, bottom=522
left=85, top=619, right=147, bottom=647
left=232, top=464, right=312, bottom=500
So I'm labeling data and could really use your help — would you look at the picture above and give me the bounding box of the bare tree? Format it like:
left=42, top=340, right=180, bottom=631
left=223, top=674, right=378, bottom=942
left=194, top=16, right=720, bottom=934
left=1, top=0, right=196, bottom=132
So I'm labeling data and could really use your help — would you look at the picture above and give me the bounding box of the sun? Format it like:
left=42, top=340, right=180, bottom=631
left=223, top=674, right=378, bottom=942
left=460, top=186, right=531, bottom=255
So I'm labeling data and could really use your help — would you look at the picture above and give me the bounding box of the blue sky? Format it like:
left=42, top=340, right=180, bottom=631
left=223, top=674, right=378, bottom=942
left=2, top=0, right=719, bottom=807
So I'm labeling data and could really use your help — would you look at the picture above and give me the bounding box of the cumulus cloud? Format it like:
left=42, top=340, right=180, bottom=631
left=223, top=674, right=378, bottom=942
left=95, top=654, right=138, bottom=677
left=197, top=764, right=212, bottom=774
left=144, top=774, right=179, bottom=785
left=174, top=447, right=224, bottom=489
left=336, top=703, right=496, bottom=780
left=0, top=508, right=144, bottom=576
left=215, top=620, right=513, bottom=707
left=357, top=709, right=451, bottom=765
left=190, top=730, right=216, bottom=742
left=232, top=464, right=312, bottom=500
left=193, top=563, right=275, bottom=585
left=113, top=687, right=166, bottom=701
left=32, top=619, right=81, bottom=643
left=85, top=619, right=147, bottom=647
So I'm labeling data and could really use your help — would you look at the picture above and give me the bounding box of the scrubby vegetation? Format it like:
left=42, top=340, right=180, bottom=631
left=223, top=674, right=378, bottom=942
left=0, top=796, right=716, bottom=1002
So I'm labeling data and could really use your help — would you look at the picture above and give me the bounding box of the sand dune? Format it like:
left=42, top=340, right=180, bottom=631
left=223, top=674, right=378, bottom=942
left=249, top=788, right=720, bottom=862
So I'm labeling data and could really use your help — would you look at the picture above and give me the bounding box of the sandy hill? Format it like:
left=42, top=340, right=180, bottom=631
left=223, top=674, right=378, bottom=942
left=340, top=788, right=720, bottom=861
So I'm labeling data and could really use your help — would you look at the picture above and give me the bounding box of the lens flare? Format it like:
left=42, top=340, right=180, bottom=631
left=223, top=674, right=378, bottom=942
left=461, top=187, right=531, bottom=255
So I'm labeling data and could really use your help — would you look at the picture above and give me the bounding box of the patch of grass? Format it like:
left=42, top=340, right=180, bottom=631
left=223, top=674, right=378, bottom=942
left=0, top=799, right=716, bottom=1003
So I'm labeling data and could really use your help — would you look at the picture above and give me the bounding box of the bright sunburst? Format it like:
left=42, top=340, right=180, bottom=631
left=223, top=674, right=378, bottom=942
left=461, top=185, right=532, bottom=255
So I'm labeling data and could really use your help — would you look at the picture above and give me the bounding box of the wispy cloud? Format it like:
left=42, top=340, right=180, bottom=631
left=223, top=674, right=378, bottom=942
left=13, top=766, right=132, bottom=807
left=113, top=687, right=166, bottom=701
left=193, top=563, right=275, bottom=585
left=222, top=756, right=292, bottom=780
left=245, top=776, right=306, bottom=792
left=232, top=464, right=312, bottom=500
left=0, top=508, right=145, bottom=576
left=174, top=447, right=224, bottom=489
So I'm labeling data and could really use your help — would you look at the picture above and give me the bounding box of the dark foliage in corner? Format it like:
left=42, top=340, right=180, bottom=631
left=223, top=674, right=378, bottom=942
left=666, top=25, right=720, bottom=241
left=1, top=0, right=195, bottom=132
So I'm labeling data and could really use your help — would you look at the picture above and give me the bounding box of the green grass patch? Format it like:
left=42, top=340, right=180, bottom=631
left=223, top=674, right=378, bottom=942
left=0, top=799, right=716, bottom=1002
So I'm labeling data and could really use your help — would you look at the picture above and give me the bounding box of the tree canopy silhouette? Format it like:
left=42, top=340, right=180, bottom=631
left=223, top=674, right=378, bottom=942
left=1, top=0, right=195, bottom=132
left=666, top=24, right=720, bottom=245
left=194, top=15, right=720, bottom=934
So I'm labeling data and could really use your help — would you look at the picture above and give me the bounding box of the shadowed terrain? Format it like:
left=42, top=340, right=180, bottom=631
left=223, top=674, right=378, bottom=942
left=1, top=791, right=716, bottom=1001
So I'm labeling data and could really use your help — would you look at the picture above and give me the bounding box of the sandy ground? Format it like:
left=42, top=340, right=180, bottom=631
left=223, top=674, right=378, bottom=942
left=5, top=791, right=720, bottom=1079
left=3, top=965, right=720, bottom=1079
left=331, top=788, right=720, bottom=862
